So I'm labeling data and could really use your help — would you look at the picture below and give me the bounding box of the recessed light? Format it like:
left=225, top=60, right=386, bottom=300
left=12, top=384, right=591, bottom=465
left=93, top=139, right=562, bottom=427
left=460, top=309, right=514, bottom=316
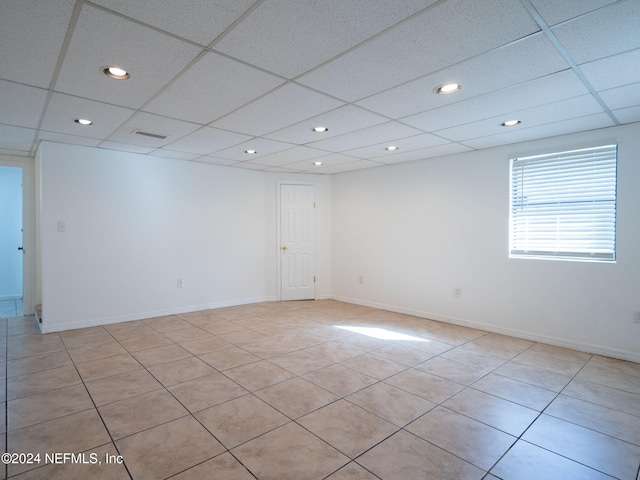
left=74, top=118, right=93, bottom=125
left=501, top=120, right=521, bottom=126
left=312, top=126, right=329, bottom=133
left=103, top=66, right=130, bottom=80
left=385, top=145, right=399, bottom=151
left=245, top=149, right=257, bottom=154
left=436, top=83, right=461, bottom=95
left=313, top=161, right=323, bottom=166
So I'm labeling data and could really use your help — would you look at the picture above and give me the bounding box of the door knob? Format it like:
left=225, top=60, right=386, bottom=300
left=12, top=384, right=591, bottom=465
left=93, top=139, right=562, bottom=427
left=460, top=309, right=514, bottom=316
left=282, top=246, right=288, bottom=251
left=18, top=246, right=24, bottom=252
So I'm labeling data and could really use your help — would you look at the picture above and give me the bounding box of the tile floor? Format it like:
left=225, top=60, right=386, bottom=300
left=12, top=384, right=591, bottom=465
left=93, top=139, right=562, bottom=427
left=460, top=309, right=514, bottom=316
left=0, top=300, right=22, bottom=320
left=1, top=300, right=639, bottom=479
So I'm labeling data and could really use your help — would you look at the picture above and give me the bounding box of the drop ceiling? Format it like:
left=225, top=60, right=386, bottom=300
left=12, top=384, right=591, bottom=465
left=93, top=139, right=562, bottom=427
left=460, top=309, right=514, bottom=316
left=0, top=0, right=638, bottom=174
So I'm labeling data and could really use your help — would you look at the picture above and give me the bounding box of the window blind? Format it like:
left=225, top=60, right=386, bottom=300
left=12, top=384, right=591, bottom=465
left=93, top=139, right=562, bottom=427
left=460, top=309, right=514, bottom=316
left=509, top=144, right=617, bottom=262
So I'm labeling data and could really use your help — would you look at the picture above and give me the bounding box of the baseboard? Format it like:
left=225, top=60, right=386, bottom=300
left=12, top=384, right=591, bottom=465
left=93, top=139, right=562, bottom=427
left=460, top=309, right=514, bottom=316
left=331, top=295, right=640, bottom=364
left=40, top=296, right=278, bottom=334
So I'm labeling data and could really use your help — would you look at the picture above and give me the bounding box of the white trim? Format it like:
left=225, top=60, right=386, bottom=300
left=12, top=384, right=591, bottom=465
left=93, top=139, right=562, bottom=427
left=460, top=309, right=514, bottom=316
left=39, top=296, right=277, bottom=333
left=331, top=295, right=640, bottom=364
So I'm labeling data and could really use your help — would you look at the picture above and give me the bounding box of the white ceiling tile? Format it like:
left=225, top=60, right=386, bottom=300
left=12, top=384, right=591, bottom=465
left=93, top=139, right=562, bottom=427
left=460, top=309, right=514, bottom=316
left=551, top=1, right=640, bottom=64
left=200, top=156, right=238, bottom=166
left=308, top=122, right=423, bottom=152
left=599, top=83, right=640, bottom=111
left=529, top=0, right=619, bottom=25
left=247, top=146, right=329, bottom=167
left=106, top=112, right=200, bottom=147
left=355, top=33, right=568, bottom=119
left=298, top=0, right=540, bottom=101
left=210, top=83, right=344, bottom=136
left=37, top=131, right=102, bottom=148
left=211, top=138, right=294, bottom=161
left=0, top=81, right=48, bottom=129
left=376, top=143, right=474, bottom=164
left=265, top=105, right=388, bottom=144
left=402, top=70, right=588, bottom=132
left=312, top=159, right=385, bottom=174
left=230, top=162, right=270, bottom=171
left=152, top=149, right=202, bottom=161
left=55, top=5, right=201, bottom=108
left=0, top=125, right=37, bottom=152
left=264, top=166, right=308, bottom=173
left=0, top=0, right=75, bottom=88
left=162, top=126, right=251, bottom=155
left=144, top=52, right=285, bottom=124
left=579, top=49, right=640, bottom=91
left=612, top=106, right=640, bottom=124
left=283, top=153, right=361, bottom=171
left=435, top=95, right=604, bottom=141
left=461, top=113, right=614, bottom=149
left=90, top=0, right=254, bottom=46
left=41, top=93, right=135, bottom=138
left=343, top=132, right=450, bottom=159
left=98, top=141, right=157, bottom=155
left=213, top=0, right=438, bottom=78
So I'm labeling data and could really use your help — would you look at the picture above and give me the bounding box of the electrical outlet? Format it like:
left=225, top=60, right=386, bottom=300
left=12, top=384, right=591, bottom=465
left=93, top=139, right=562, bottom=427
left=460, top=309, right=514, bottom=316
left=453, top=287, right=462, bottom=298
left=358, top=276, right=364, bottom=284
left=177, top=278, right=184, bottom=288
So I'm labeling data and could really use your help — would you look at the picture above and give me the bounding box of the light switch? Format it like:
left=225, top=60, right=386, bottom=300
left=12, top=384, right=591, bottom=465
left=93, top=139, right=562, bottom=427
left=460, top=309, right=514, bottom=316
left=57, top=221, right=66, bottom=232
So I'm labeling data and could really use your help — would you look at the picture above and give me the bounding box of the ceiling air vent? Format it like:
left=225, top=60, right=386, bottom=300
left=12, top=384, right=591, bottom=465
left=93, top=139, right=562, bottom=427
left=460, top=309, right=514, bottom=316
left=132, top=130, right=167, bottom=140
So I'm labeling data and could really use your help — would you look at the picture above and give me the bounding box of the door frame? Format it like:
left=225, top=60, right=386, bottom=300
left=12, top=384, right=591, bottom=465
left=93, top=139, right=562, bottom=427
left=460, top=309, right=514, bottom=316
left=276, top=181, right=316, bottom=301
left=0, top=155, right=35, bottom=316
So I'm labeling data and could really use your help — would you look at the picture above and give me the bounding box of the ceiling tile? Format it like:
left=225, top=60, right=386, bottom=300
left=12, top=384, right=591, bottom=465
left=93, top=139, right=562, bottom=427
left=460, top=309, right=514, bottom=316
left=529, top=0, right=619, bottom=26
left=343, top=133, right=450, bottom=159
left=212, top=138, right=294, bottom=161
left=210, top=83, right=344, bottom=136
left=41, top=93, right=135, bottom=138
left=0, top=125, right=37, bottom=153
left=579, top=49, right=640, bottom=91
left=152, top=149, right=202, bottom=161
left=355, top=32, right=568, bottom=119
left=106, top=112, right=201, bottom=147
left=599, top=83, right=640, bottom=111
left=199, top=156, right=238, bottom=166
left=312, top=159, right=385, bottom=174
left=376, top=143, right=474, bottom=164
left=435, top=95, right=604, bottom=141
left=54, top=5, right=201, bottom=108
left=37, top=131, right=103, bottom=148
left=402, top=70, right=588, bottom=132
left=0, top=0, right=75, bottom=88
left=462, top=113, right=614, bottom=149
left=298, top=0, right=540, bottom=101
left=246, top=146, right=329, bottom=167
left=98, top=141, right=157, bottom=155
left=612, top=106, right=640, bottom=124
left=307, top=122, right=424, bottom=152
left=551, top=1, right=640, bottom=64
left=283, top=153, right=362, bottom=171
left=0, top=81, right=48, bottom=129
left=90, top=0, right=254, bottom=46
left=265, top=105, right=388, bottom=144
left=162, top=126, right=251, bottom=155
left=213, top=0, right=438, bottom=78
left=144, top=52, right=285, bottom=124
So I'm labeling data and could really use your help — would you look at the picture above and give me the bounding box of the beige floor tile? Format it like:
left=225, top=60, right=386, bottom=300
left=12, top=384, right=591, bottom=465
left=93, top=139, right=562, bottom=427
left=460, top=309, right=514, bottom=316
left=118, top=332, right=174, bottom=352
left=75, top=353, right=141, bottom=382
left=85, top=368, right=162, bottom=406
left=384, top=368, right=464, bottom=403
left=325, top=462, right=380, bottom=480
left=372, top=344, right=435, bottom=366
left=304, top=340, right=367, bottom=362
left=198, top=320, right=247, bottom=335
left=563, top=378, right=640, bottom=417
left=463, top=333, right=534, bottom=359
left=131, top=343, right=192, bottom=368
left=99, top=389, right=189, bottom=439
left=116, top=416, right=224, bottom=480
left=255, top=377, right=339, bottom=419
left=143, top=315, right=191, bottom=332
left=303, top=364, right=378, bottom=397
left=6, top=350, right=73, bottom=378
left=195, top=394, right=288, bottom=448
left=240, top=337, right=299, bottom=358
left=198, top=346, right=261, bottom=371
left=443, top=388, right=539, bottom=437
left=347, top=382, right=435, bottom=427
left=60, top=330, right=114, bottom=350
left=340, top=352, right=407, bottom=380
left=268, top=349, right=332, bottom=375
left=7, top=334, right=65, bottom=360
left=440, top=347, right=508, bottom=370
left=218, top=328, right=268, bottom=345
left=232, top=422, right=348, bottom=480
left=494, top=361, right=572, bottom=392
left=299, top=400, right=398, bottom=458
left=175, top=335, right=232, bottom=355
left=8, top=409, right=111, bottom=477
left=105, top=323, right=158, bottom=342
left=416, top=356, right=492, bottom=385
left=523, top=414, right=640, bottom=479
left=8, top=384, right=93, bottom=431
left=588, top=355, right=640, bottom=378
left=529, top=342, right=592, bottom=364
left=223, top=360, right=295, bottom=391
left=577, top=363, right=640, bottom=394
left=66, top=341, right=129, bottom=364
left=7, top=365, right=81, bottom=400
left=406, top=406, right=516, bottom=470
left=358, top=430, right=483, bottom=480
left=171, top=452, right=256, bottom=480
left=423, top=324, right=486, bottom=345
left=163, top=326, right=211, bottom=343
left=167, top=373, right=248, bottom=413
left=147, top=356, right=216, bottom=387
left=11, top=443, right=130, bottom=480
left=472, top=373, right=557, bottom=411
left=491, top=440, right=613, bottom=480
left=545, top=394, right=640, bottom=445
left=512, top=349, right=586, bottom=376
left=274, top=332, right=325, bottom=349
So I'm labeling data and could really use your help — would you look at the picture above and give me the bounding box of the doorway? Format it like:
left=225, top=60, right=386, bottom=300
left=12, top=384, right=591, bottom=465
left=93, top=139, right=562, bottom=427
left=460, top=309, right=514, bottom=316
left=0, top=166, right=24, bottom=317
left=280, top=184, right=315, bottom=301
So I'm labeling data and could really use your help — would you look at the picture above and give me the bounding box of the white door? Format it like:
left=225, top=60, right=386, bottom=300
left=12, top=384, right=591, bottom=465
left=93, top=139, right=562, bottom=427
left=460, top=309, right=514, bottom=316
left=280, top=184, right=315, bottom=301
left=0, top=166, right=23, bottom=316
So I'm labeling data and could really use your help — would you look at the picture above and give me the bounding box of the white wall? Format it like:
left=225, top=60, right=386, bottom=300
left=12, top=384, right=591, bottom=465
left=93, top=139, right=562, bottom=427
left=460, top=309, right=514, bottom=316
left=332, top=123, right=640, bottom=362
left=0, top=166, right=23, bottom=299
